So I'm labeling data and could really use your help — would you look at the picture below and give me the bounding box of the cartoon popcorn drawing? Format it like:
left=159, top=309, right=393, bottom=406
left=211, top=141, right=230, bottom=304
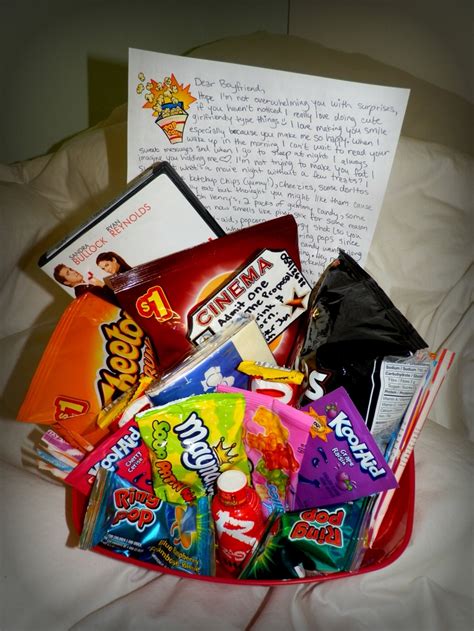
left=137, top=72, right=196, bottom=144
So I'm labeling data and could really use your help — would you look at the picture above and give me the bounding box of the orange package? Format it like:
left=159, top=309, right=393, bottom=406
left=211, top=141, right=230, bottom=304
left=17, top=293, right=158, bottom=449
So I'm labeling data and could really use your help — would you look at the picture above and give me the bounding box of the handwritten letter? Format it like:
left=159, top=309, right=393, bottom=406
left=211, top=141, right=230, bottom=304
left=128, top=49, right=409, bottom=284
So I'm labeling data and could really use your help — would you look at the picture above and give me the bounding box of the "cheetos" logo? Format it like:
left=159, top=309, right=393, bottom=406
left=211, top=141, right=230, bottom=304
left=97, top=310, right=154, bottom=407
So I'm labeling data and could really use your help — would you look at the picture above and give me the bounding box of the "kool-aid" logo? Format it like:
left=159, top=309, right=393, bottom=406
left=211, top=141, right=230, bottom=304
left=328, top=411, right=386, bottom=479
left=87, top=425, right=141, bottom=478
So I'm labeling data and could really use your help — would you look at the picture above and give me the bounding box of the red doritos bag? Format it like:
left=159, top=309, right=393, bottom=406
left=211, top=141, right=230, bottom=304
left=108, top=215, right=311, bottom=372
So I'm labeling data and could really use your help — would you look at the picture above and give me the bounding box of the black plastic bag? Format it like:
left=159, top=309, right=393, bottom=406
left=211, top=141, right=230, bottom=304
left=296, top=251, right=428, bottom=428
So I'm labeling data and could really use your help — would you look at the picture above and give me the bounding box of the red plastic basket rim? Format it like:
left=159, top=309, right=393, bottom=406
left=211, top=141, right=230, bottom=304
left=71, top=453, right=415, bottom=586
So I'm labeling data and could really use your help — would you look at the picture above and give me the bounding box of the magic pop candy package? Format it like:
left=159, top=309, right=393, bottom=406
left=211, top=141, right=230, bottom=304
left=17, top=293, right=158, bottom=450
left=217, top=385, right=313, bottom=517
left=80, top=468, right=214, bottom=576
left=296, top=251, right=428, bottom=429
left=136, top=393, right=250, bottom=504
left=108, top=215, right=311, bottom=372
left=295, top=387, right=398, bottom=509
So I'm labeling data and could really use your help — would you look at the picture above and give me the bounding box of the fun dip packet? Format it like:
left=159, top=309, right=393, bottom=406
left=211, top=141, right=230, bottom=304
left=108, top=215, right=311, bottom=371
left=136, top=393, right=250, bottom=504
left=295, top=387, right=398, bottom=509
left=79, top=468, right=214, bottom=576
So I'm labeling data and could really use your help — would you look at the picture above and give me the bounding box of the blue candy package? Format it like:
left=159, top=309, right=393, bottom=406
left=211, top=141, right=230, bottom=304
left=79, top=468, right=215, bottom=576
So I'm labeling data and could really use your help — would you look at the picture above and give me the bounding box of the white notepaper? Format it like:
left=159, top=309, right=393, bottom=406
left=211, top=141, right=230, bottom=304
left=128, top=48, right=409, bottom=284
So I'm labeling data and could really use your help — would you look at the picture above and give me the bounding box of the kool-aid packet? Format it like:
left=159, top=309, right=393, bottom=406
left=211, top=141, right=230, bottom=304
left=65, top=418, right=153, bottom=495
left=217, top=385, right=313, bottom=516
left=136, top=393, right=250, bottom=504
left=295, top=387, right=398, bottom=508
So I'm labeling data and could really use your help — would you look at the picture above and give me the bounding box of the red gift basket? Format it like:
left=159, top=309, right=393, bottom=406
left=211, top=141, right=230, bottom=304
left=71, top=452, right=415, bottom=585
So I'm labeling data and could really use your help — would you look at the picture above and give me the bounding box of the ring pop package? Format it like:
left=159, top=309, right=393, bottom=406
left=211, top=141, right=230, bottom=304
left=296, top=251, right=428, bottom=428
left=136, top=393, right=250, bottom=504
left=65, top=419, right=153, bottom=496
left=108, top=215, right=311, bottom=372
left=146, top=316, right=275, bottom=407
left=80, top=468, right=214, bottom=576
left=240, top=498, right=370, bottom=580
left=296, top=387, right=398, bottom=509
left=17, top=293, right=159, bottom=449
left=217, top=385, right=313, bottom=517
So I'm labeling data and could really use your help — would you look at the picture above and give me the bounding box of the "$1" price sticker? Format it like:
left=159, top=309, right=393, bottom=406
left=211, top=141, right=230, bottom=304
left=135, top=285, right=174, bottom=323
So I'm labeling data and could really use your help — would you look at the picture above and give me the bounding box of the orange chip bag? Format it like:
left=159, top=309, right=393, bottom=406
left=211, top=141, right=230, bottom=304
left=17, top=293, right=159, bottom=445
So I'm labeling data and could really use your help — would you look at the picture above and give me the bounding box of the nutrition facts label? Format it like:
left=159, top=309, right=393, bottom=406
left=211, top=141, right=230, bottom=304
left=368, top=356, right=430, bottom=448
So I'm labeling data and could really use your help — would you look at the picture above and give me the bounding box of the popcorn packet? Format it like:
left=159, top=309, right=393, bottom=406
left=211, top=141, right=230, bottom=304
left=296, top=251, right=428, bottom=428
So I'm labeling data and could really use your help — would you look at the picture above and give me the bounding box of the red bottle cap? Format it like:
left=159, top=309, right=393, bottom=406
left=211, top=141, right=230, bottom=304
left=216, top=469, right=248, bottom=506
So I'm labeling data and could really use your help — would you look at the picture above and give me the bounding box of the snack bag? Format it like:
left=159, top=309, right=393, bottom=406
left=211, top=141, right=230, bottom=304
left=217, top=385, right=313, bottom=516
left=108, top=215, right=311, bottom=371
left=240, top=498, right=370, bottom=579
left=136, top=393, right=250, bottom=504
left=296, top=387, right=398, bottom=509
left=80, top=468, right=214, bottom=576
left=296, top=251, right=428, bottom=427
left=65, top=419, right=153, bottom=496
left=17, top=294, right=159, bottom=437
left=146, top=316, right=274, bottom=407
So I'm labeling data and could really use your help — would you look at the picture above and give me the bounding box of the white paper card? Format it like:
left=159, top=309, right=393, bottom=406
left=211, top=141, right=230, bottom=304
left=128, top=48, right=409, bottom=284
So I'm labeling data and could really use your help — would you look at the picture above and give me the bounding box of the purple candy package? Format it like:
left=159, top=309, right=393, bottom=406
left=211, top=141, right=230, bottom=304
left=295, top=387, right=397, bottom=508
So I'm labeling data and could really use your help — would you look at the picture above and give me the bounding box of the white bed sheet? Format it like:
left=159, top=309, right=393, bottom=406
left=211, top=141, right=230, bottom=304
left=1, top=33, right=473, bottom=631
left=1, top=420, right=472, bottom=631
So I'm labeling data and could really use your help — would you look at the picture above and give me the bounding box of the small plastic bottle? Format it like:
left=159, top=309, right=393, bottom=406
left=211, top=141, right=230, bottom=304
left=211, top=469, right=266, bottom=576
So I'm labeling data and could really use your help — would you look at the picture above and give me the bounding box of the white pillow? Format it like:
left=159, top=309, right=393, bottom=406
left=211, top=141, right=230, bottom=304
left=366, top=137, right=473, bottom=437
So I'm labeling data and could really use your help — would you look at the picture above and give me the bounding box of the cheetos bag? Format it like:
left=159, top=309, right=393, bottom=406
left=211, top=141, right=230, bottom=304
left=17, top=293, right=158, bottom=449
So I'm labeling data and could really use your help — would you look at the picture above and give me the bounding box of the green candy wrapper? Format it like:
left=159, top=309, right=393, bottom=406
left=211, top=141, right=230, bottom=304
left=137, top=393, right=250, bottom=504
left=240, top=498, right=370, bottom=580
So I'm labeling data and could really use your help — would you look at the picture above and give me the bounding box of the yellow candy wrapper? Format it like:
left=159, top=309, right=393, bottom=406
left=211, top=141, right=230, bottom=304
left=136, top=393, right=250, bottom=504
left=238, top=361, right=304, bottom=384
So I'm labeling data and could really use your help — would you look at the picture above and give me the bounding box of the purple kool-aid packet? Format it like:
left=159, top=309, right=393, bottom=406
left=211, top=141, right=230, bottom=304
left=295, top=387, right=397, bottom=508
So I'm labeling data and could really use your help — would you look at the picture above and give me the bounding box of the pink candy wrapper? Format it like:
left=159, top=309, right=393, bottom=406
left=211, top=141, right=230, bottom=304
left=217, top=385, right=313, bottom=516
